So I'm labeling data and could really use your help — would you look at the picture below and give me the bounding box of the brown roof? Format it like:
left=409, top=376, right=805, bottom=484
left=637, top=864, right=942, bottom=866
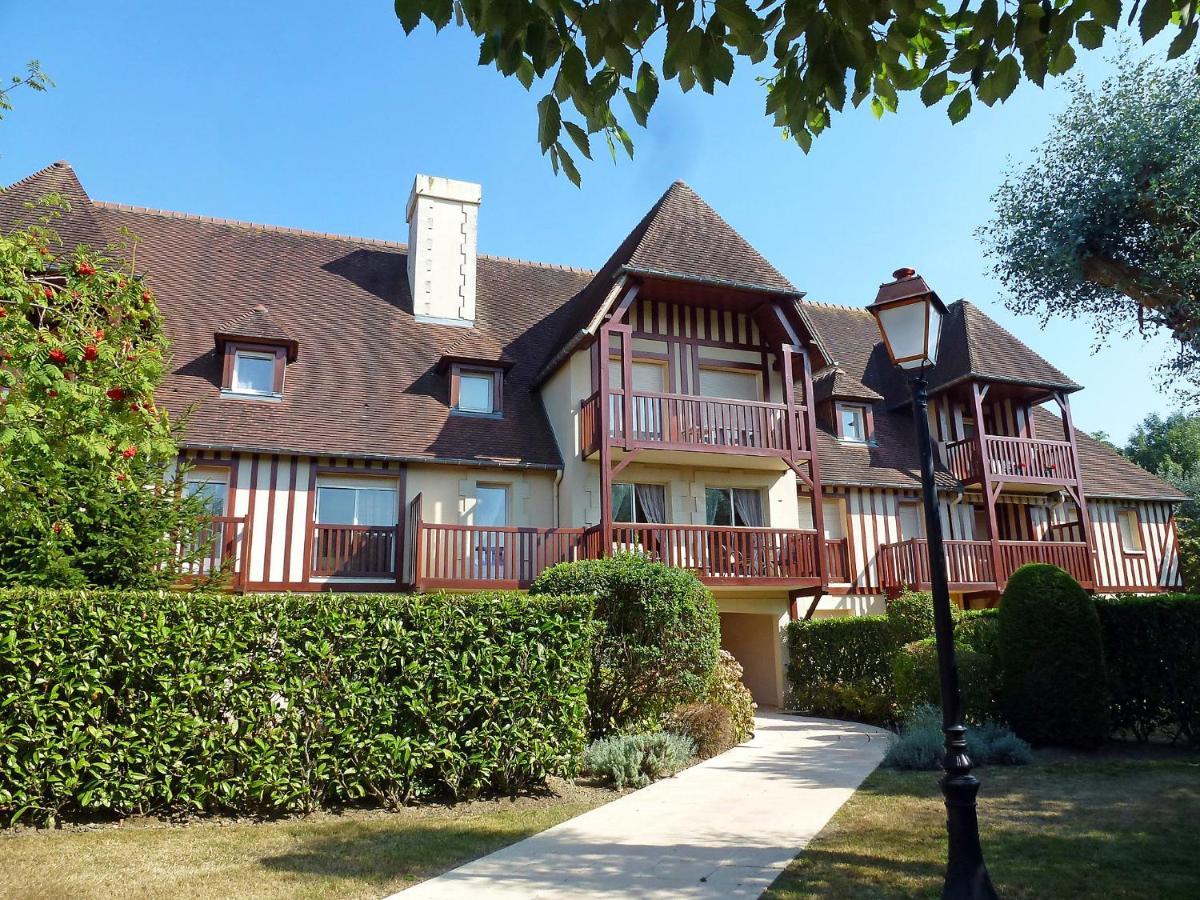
left=812, top=365, right=883, bottom=403
left=0, top=160, right=110, bottom=251
left=928, top=300, right=1080, bottom=394
left=216, top=304, right=299, bottom=361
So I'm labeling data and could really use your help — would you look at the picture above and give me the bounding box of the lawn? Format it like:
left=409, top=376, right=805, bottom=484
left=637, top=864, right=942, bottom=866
left=765, top=745, right=1200, bottom=899
left=0, top=778, right=614, bottom=900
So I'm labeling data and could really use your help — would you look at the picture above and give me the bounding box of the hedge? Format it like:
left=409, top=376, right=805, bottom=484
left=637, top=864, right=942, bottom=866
left=786, top=615, right=899, bottom=724
left=1096, top=594, right=1200, bottom=745
left=0, top=589, right=596, bottom=825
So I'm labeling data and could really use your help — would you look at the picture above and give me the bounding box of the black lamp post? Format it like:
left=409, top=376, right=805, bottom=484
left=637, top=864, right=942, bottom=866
left=868, top=268, right=998, bottom=900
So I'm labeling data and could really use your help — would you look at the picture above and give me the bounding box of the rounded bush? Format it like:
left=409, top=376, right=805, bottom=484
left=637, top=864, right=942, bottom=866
left=662, top=703, right=735, bottom=759
left=891, top=637, right=998, bottom=723
left=530, top=554, right=721, bottom=737
left=998, top=564, right=1109, bottom=748
left=705, top=650, right=756, bottom=743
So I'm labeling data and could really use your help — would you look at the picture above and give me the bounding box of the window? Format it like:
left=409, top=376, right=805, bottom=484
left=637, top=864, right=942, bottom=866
left=474, top=484, right=509, bottom=527
left=1118, top=509, right=1144, bottom=553
left=698, top=367, right=760, bottom=401
left=183, top=471, right=227, bottom=516
left=612, top=483, right=667, bottom=523
left=452, top=367, right=501, bottom=415
left=822, top=498, right=847, bottom=540
left=898, top=501, right=925, bottom=541
left=705, top=487, right=764, bottom=527
left=316, top=484, right=397, bottom=526
left=231, top=349, right=278, bottom=396
left=836, top=403, right=869, bottom=442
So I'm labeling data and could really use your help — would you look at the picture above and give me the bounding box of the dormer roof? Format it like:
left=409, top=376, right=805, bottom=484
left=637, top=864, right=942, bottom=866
left=812, top=364, right=884, bottom=404
left=215, top=304, right=299, bottom=361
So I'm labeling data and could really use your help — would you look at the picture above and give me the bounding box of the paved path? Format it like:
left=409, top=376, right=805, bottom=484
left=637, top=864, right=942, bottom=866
left=391, top=712, right=889, bottom=899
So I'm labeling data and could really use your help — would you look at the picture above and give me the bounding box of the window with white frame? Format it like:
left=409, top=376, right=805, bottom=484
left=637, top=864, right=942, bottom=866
left=837, top=403, right=869, bottom=443
left=315, top=483, right=397, bottom=526
left=230, top=349, right=277, bottom=396
left=1118, top=508, right=1144, bottom=553
left=898, top=501, right=925, bottom=541
left=183, top=470, right=228, bottom=516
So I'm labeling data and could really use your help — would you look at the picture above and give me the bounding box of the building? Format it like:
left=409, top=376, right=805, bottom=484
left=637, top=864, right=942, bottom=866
left=1, top=162, right=1184, bottom=705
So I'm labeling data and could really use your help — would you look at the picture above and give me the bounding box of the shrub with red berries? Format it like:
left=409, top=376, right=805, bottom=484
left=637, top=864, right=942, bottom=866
left=0, top=205, right=209, bottom=587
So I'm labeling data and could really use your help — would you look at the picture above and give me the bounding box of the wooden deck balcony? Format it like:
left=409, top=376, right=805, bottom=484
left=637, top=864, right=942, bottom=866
left=581, top=390, right=808, bottom=458
left=944, top=435, right=1078, bottom=487
left=178, top=516, right=248, bottom=589
left=410, top=514, right=843, bottom=589
left=879, top=538, right=1094, bottom=592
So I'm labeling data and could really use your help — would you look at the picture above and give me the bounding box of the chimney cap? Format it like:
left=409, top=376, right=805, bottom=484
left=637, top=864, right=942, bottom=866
left=892, top=267, right=917, bottom=280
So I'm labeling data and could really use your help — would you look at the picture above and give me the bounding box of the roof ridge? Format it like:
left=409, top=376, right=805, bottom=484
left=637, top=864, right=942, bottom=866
left=93, top=200, right=595, bottom=275
left=1, top=159, right=74, bottom=193
left=802, top=300, right=872, bottom=313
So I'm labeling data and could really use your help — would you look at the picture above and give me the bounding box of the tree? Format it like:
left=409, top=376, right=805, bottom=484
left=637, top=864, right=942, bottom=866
left=393, top=0, right=1197, bottom=183
left=0, top=200, right=208, bottom=587
left=0, top=61, right=52, bottom=124
left=983, top=51, right=1200, bottom=392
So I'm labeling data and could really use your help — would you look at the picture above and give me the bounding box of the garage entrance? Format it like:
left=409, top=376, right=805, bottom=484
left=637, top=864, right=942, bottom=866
left=718, top=612, right=782, bottom=707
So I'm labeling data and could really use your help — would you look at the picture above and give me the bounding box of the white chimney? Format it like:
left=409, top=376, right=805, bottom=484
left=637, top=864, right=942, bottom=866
left=406, top=174, right=482, bottom=328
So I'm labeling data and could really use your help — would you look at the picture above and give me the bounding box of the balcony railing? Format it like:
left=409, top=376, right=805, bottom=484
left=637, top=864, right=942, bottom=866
left=607, top=523, right=823, bottom=584
left=312, top=524, right=398, bottom=578
left=825, top=537, right=852, bottom=583
left=179, top=515, right=247, bottom=588
left=879, top=538, right=1093, bottom=590
left=414, top=523, right=587, bottom=588
left=943, top=436, right=1077, bottom=484
left=581, top=390, right=807, bottom=457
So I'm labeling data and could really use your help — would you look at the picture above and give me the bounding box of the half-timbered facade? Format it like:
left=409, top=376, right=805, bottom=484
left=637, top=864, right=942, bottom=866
left=2, top=161, right=1184, bottom=706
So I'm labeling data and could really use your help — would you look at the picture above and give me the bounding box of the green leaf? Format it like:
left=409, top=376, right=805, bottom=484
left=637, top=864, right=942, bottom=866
left=1139, top=0, right=1173, bottom=41
left=536, top=95, right=561, bottom=153
left=921, top=71, right=950, bottom=107
left=556, top=142, right=582, bottom=187
left=1047, top=42, right=1077, bottom=77
left=947, top=89, right=973, bottom=124
left=636, top=62, right=659, bottom=111
left=1168, top=21, right=1199, bottom=58
left=1090, top=0, right=1121, bottom=27
left=1076, top=20, right=1106, bottom=49
left=563, top=121, right=593, bottom=159
left=623, top=88, right=648, bottom=126
left=393, top=0, right=422, bottom=33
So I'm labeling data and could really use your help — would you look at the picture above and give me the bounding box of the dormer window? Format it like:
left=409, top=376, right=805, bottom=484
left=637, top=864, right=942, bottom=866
left=214, top=304, right=298, bottom=402
left=449, top=364, right=503, bottom=416
left=837, top=402, right=871, bottom=443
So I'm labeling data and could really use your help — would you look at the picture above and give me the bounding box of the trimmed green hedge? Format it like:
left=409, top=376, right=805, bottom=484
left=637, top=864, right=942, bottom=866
left=786, top=615, right=899, bottom=724
left=0, top=589, right=596, bottom=825
left=1096, top=594, right=1200, bottom=745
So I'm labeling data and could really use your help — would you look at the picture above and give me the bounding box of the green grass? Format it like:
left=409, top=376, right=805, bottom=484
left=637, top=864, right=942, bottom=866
left=0, top=779, right=614, bottom=900
left=765, top=747, right=1200, bottom=899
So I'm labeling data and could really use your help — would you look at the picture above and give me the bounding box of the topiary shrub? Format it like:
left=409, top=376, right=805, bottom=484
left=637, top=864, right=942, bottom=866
left=887, top=590, right=939, bottom=643
left=998, top=564, right=1109, bottom=748
left=662, top=703, right=735, bottom=759
left=955, top=608, right=1000, bottom=658
left=891, top=637, right=999, bottom=723
left=530, top=554, right=721, bottom=737
left=581, top=731, right=695, bottom=788
left=704, top=650, right=756, bottom=743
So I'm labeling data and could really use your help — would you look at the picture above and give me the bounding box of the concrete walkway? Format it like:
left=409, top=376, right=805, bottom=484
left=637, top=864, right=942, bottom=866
left=391, top=712, right=889, bottom=899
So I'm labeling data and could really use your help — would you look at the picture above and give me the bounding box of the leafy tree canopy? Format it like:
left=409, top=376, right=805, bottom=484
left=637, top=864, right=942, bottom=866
left=0, top=200, right=207, bottom=587
left=394, top=0, right=1198, bottom=183
left=983, top=50, right=1200, bottom=393
left=1120, top=411, right=1200, bottom=523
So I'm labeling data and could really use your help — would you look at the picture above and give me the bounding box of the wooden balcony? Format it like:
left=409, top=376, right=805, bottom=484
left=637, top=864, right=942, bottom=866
left=413, top=522, right=587, bottom=589
left=581, top=390, right=807, bottom=458
left=879, top=538, right=1094, bottom=592
left=312, top=524, right=398, bottom=578
left=944, top=436, right=1078, bottom=486
left=179, top=515, right=248, bottom=589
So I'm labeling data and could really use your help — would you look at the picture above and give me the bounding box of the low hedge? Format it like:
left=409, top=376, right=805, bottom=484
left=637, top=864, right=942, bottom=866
left=786, top=615, right=899, bottom=724
left=0, top=589, right=596, bottom=825
left=1096, top=594, right=1200, bottom=745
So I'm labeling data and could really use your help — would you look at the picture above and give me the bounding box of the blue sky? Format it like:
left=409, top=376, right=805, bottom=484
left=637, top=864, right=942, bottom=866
left=0, top=2, right=1180, bottom=442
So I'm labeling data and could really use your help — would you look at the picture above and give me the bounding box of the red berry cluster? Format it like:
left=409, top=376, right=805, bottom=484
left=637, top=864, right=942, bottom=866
left=76, top=261, right=96, bottom=277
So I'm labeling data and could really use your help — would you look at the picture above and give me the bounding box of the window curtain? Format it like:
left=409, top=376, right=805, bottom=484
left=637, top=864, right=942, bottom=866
left=635, top=483, right=667, bottom=523
left=732, top=488, right=764, bottom=527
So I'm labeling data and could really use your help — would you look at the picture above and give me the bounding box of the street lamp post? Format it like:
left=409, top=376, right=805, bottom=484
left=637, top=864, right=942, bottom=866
left=868, top=268, right=998, bottom=900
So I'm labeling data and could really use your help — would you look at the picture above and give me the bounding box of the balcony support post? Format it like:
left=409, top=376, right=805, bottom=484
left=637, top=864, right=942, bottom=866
left=1054, top=390, right=1098, bottom=585
left=911, top=373, right=998, bottom=900
left=971, top=382, right=1004, bottom=588
left=598, top=321, right=614, bottom=555
left=799, top=346, right=828, bottom=588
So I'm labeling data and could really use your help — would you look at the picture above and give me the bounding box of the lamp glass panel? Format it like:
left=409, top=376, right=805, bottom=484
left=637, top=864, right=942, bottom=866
left=876, top=301, right=931, bottom=368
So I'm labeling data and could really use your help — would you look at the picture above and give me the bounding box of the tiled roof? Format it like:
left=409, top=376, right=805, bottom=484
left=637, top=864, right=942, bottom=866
left=812, top=365, right=883, bottom=403
left=216, top=304, right=299, bottom=360
left=928, top=300, right=1080, bottom=393
left=0, top=160, right=110, bottom=251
